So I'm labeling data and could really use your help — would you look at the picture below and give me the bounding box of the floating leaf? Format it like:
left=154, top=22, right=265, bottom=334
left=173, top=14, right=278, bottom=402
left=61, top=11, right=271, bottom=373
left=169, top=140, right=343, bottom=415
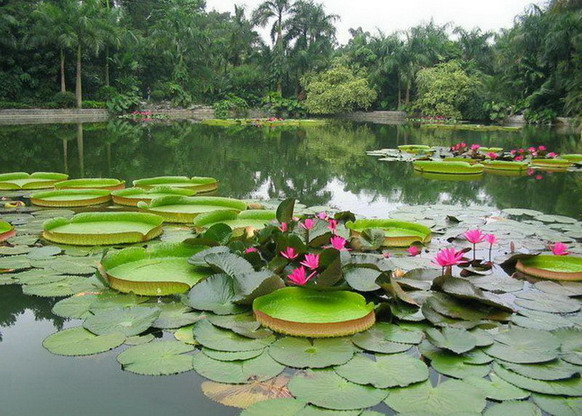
left=534, top=281, right=582, bottom=297
left=83, top=307, right=160, bottom=336
left=384, top=379, right=486, bottom=415
left=268, top=337, right=354, bottom=368
left=288, top=369, right=388, bottom=410
left=240, top=399, right=306, bottom=416
left=185, top=273, right=248, bottom=315
left=43, top=327, right=125, bottom=356
left=552, top=328, right=582, bottom=365
left=430, top=353, right=491, bottom=379
left=0, top=255, right=31, bottom=271
left=117, top=341, right=194, bottom=376
left=27, top=246, right=62, bottom=260
left=484, top=401, right=542, bottom=416
left=201, top=375, right=292, bottom=409
left=49, top=260, right=96, bottom=275
left=334, top=353, right=428, bottom=388
left=426, top=293, right=490, bottom=321
left=22, top=276, right=97, bottom=297
left=464, top=374, right=530, bottom=401
left=425, top=327, right=477, bottom=354
left=485, top=328, right=560, bottom=363
left=532, top=394, right=582, bottom=416
left=174, top=324, right=197, bottom=345
left=152, top=303, right=204, bottom=329
left=192, top=351, right=284, bottom=383
left=497, top=359, right=580, bottom=381
left=343, top=267, right=381, bottom=292
left=493, top=362, right=582, bottom=396
left=511, top=309, right=574, bottom=331
left=193, top=320, right=275, bottom=352
left=125, top=334, right=155, bottom=345
left=202, top=348, right=263, bottom=362
left=515, top=292, right=580, bottom=314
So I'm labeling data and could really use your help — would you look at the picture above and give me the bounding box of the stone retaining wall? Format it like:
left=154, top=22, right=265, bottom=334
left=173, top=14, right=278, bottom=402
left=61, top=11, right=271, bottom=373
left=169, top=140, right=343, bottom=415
left=0, top=109, right=109, bottom=125
left=338, top=111, right=408, bottom=124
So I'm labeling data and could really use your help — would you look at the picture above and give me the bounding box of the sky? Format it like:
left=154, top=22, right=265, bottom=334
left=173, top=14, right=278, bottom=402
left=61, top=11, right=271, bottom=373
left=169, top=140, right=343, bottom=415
left=205, top=0, right=544, bottom=44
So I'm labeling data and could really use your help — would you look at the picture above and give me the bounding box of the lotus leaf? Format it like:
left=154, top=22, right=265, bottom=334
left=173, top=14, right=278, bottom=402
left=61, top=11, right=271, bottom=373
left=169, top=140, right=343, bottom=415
left=193, top=320, right=276, bottom=352
left=0, top=172, right=68, bottom=190
left=125, top=334, right=155, bottom=345
left=288, top=369, right=388, bottom=410
left=463, top=374, right=530, bottom=401
left=52, top=293, right=102, bottom=319
left=484, top=401, right=542, bottom=416
left=111, top=186, right=197, bottom=206
left=55, top=178, right=125, bottom=190
left=100, top=242, right=210, bottom=295
left=192, top=210, right=276, bottom=233
left=253, top=287, right=375, bottom=338
left=30, top=189, right=111, bottom=207
left=43, top=212, right=164, bottom=245
left=0, top=254, right=32, bottom=271
left=201, top=375, right=292, bottom=409
left=413, top=161, right=485, bottom=174
left=83, top=306, right=160, bottom=336
left=137, top=195, right=247, bottom=223
left=192, top=351, right=284, bottom=383
left=384, top=379, right=487, bottom=415
left=27, top=246, right=62, bottom=259
left=493, top=363, right=582, bottom=396
left=533, top=394, right=582, bottom=416
left=443, top=157, right=481, bottom=164
left=346, top=219, right=431, bottom=247
left=174, top=325, right=197, bottom=345
left=516, top=255, right=582, bottom=281
left=268, top=337, right=354, bottom=368
left=334, top=353, right=428, bottom=388
left=117, top=340, right=195, bottom=375
left=206, top=313, right=268, bottom=338
left=133, top=176, right=218, bottom=193
left=43, top=326, right=125, bottom=356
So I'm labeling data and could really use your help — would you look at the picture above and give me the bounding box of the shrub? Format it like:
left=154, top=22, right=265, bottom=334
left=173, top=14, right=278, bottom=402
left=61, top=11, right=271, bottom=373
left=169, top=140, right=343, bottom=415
left=524, top=108, right=557, bottom=125
left=52, top=91, right=77, bottom=108
left=213, top=95, right=249, bottom=119
left=0, top=101, right=32, bottom=109
left=82, top=101, right=107, bottom=109
left=150, top=89, right=165, bottom=102
left=96, top=86, right=118, bottom=101
left=262, top=92, right=307, bottom=118
left=106, top=89, right=141, bottom=115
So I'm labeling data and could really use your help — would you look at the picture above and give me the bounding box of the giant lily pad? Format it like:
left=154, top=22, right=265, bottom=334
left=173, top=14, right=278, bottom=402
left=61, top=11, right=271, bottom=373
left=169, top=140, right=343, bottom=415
left=137, top=196, right=247, bottom=223
left=481, top=160, right=529, bottom=171
left=116, top=340, right=195, bottom=375
left=0, top=220, right=16, bottom=242
left=99, top=242, right=210, bottom=295
left=516, top=255, right=582, bottom=281
left=42, top=212, right=164, bottom=245
left=252, top=287, right=375, bottom=338
left=288, top=369, right=388, bottom=410
left=55, top=178, right=125, bottom=190
left=30, top=189, right=111, bottom=207
left=560, top=154, right=582, bottom=162
left=0, top=172, right=68, bottom=190
left=110, top=186, right=197, bottom=207
left=346, top=219, right=432, bottom=247
left=413, top=161, right=485, bottom=174
left=192, top=210, right=276, bottom=233
left=133, top=176, right=219, bottom=193
left=531, top=159, right=573, bottom=169
left=398, top=145, right=434, bottom=154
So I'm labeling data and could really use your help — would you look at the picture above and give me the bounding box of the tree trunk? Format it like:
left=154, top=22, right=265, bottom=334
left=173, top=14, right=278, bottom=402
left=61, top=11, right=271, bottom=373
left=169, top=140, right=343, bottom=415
left=405, top=81, right=411, bottom=105
left=77, top=123, right=84, bottom=177
left=105, top=46, right=110, bottom=87
left=60, top=49, right=66, bottom=93
left=397, top=83, right=402, bottom=109
left=75, top=44, right=82, bottom=108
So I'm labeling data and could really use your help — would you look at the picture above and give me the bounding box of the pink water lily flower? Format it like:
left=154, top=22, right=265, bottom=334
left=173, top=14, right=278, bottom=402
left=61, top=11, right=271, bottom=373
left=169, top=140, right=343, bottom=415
left=484, top=234, right=497, bottom=245
left=327, top=236, right=349, bottom=251
left=407, top=246, right=421, bottom=256
left=433, top=248, right=465, bottom=269
left=510, top=149, right=517, bottom=155
left=550, top=242, right=570, bottom=256
left=487, top=152, right=498, bottom=160
left=535, top=175, right=543, bottom=180
left=471, top=144, right=481, bottom=150
left=538, top=145, right=547, bottom=151
left=287, top=266, right=315, bottom=285
left=279, top=222, right=288, bottom=232
left=327, top=219, right=338, bottom=233
left=300, top=253, right=320, bottom=270
left=244, top=247, right=258, bottom=254
left=528, top=147, right=537, bottom=153
left=515, top=155, right=524, bottom=161
left=280, top=247, right=299, bottom=260
left=300, top=219, right=316, bottom=230
left=464, top=229, right=486, bottom=244
left=316, top=212, right=328, bottom=220
left=547, top=152, right=557, bottom=158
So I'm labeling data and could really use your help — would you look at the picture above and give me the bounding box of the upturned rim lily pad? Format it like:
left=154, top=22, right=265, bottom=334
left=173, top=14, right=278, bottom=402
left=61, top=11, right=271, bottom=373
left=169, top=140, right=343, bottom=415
left=559, top=154, right=582, bottom=162
left=413, top=161, right=485, bottom=174
left=43, top=212, right=164, bottom=245
left=398, top=145, right=434, bottom=154
left=111, top=186, right=197, bottom=206
left=346, top=219, right=432, bottom=247
left=0, top=172, right=69, bottom=190
left=516, top=255, right=582, bottom=281
left=133, top=176, right=219, bottom=193
left=137, top=196, right=247, bottom=223
left=192, top=210, right=276, bottom=233
left=252, top=287, right=375, bottom=338
left=99, top=242, right=211, bottom=295
left=0, top=220, right=16, bottom=242
left=531, top=158, right=573, bottom=168
left=481, top=160, right=529, bottom=171
left=443, top=157, right=481, bottom=165
left=55, top=178, right=126, bottom=190
left=479, top=147, right=504, bottom=153
left=30, top=189, right=111, bottom=207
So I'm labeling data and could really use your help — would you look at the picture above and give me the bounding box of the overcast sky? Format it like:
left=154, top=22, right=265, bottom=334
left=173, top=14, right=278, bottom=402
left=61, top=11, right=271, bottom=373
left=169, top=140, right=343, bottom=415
left=206, top=0, right=544, bottom=44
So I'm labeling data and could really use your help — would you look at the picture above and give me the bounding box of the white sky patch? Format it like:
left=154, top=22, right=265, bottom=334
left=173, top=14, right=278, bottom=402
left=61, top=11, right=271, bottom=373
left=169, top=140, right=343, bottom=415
left=206, top=0, right=543, bottom=44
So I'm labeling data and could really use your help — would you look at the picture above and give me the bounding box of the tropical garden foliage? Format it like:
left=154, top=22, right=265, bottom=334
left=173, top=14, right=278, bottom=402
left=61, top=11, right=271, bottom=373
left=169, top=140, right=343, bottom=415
left=0, top=0, right=580, bottom=120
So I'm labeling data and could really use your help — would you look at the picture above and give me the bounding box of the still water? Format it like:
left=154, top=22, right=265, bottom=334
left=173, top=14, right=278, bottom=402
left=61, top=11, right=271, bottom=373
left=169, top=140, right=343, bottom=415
left=0, top=120, right=580, bottom=416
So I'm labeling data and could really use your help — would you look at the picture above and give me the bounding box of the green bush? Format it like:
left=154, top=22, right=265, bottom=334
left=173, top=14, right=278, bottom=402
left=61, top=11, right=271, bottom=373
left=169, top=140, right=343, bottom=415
left=524, top=108, right=557, bottom=125
left=262, top=92, right=307, bottom=118
left=106, top=89, right=141, bottom=115
left=52, top=91, right=77, bottom=108
left=213, top=95, right=249, bottom=119
left=96, top=86, right=118, bottom=101
left=0, top=101, right=32, bottom=109
left=82, top=100, right=107, bottom=109
left=150, top=89, right=165, bottom=102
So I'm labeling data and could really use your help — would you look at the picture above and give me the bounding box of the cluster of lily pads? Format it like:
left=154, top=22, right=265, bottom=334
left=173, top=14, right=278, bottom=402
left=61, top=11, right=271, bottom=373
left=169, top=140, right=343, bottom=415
left=367, top=144, right=582, bottom=181
left=201, top=119, right=327, bottom=128
left=0, top=174, right=582, bottom=415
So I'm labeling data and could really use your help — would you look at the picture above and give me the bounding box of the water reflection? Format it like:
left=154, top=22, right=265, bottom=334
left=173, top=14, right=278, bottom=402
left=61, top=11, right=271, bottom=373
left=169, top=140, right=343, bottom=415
left=0, top=120, right=580, bottom=217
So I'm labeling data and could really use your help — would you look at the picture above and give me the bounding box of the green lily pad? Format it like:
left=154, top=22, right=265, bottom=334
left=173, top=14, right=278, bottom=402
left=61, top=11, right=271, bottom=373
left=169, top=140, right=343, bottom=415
left=430, top=353, right=491, bottom=379
left=49, top=259, right=96, bottom=275
left=351, top=322, right=423, bottom=354
left=202, top=348, right=263, bottom=362
left=515, top=292, right=580, bottom=314
left=137, top=195, right=246, bottom=223
left=268, top=337, right=354, bottom=368
left=425, top=327, right=477, bottom=354
left=117, top=340, right=195, bottom=376
left=346, top=219, right=432, bottom=247
left=493, top=362, right=582, bottom=396
left=0, top=254, right=31, bottom=271
left=534, top=281, right=582, bottom=297
left=384, top=379, right=487, bottom=415
left=125, top=334, right=155, bottom=346
left=0, top=172, right=68, bottom=190
left=152, top=303, right=204, bottom=329
left=22, top=276, right=97, bottom=297
left=132, top=176, right=218, bottom=193
left=552, top=328, right=582, bottom=365
left=0, top=245, right=32, bottom=255
left=511, top=309, right=575, bottom=331
left=288, top=369, right=388, bottom=410
left=240, top=399, right=307, bottom=416
left=516, top=255, right=582, bottom=281
left=497, top=359, right=580, bottom=381
left=174, top=325, right=197, bottom=345
left=43, top=327, right=125, bottom=356
left=334, top=353, right=428, bottom=388
left=192, top=210, right=277, bottom=232
left=532, top=394, right=582, bottom=416
left=30, top=189, right=112, bottom=207
left=111, top=186, right=197, bottom=207
left=484, top=401, right=542, bottom=416
left=83, top=307, right=160, bottom=336
left=185, top=273, right=249, bottom=315
left=485, top=327, right=560, bottom=363
left=464, top=373, right=530, bottom=401
left=192, top=351, right=284, bottom=383
left=55, top=177, right=125, bottom=190
left=193, top=320, right=275, bottom=352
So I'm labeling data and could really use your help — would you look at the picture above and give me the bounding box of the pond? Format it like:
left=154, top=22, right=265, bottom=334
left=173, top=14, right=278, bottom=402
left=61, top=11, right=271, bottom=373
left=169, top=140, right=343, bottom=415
left=0, top=120, right=580, bottom=416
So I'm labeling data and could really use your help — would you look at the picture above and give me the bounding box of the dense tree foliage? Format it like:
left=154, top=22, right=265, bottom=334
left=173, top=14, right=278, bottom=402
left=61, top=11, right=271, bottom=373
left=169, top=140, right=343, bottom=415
left=0, top=0, right=580, bottom=119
